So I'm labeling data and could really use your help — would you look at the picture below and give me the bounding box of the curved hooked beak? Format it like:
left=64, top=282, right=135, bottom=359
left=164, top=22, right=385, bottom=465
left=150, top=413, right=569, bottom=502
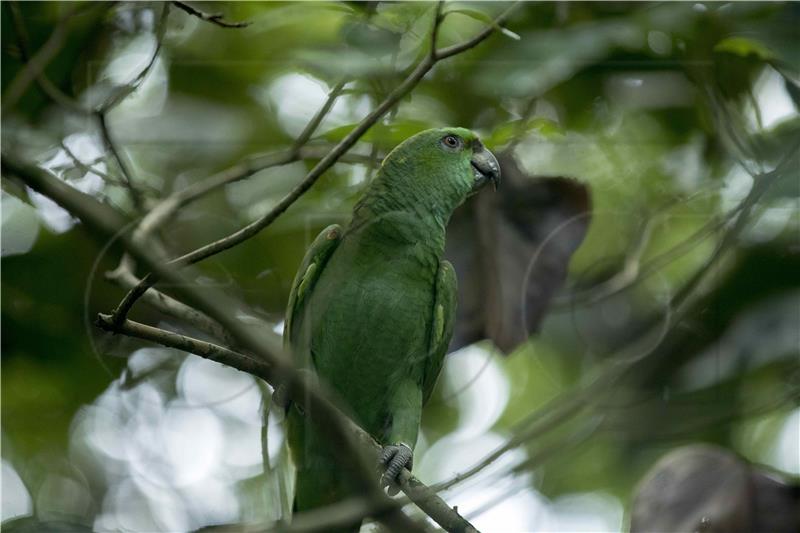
left=470, top=141, right=501, bottom=192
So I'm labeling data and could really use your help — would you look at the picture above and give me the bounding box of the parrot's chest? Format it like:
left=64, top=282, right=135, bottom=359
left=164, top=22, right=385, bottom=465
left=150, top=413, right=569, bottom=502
left=306, top=241, right=439, bottom=426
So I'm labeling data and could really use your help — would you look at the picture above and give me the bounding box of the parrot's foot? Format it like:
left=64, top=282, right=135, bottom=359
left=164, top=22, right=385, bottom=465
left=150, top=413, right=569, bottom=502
left=379, top=443, right=413, bottom=495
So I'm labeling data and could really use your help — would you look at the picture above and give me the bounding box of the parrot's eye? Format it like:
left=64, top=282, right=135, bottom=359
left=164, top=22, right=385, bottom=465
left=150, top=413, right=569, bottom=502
left=440, top=135, right=463, bottom=151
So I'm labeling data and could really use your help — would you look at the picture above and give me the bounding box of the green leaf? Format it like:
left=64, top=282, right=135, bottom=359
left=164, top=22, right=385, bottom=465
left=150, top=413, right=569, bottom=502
left=714, top=36, right=775, bottom=62
left=319, top=120, right=432, bottom=147
left=484, top=117, right=565, bottom=148
left=445, top=8, right=521, bottom=41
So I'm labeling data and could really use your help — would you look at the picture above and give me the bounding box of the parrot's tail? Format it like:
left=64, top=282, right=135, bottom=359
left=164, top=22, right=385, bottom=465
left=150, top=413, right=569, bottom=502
left=289, top=411, right=362, bottom=533
left=293, top=464, right=363, bottom=533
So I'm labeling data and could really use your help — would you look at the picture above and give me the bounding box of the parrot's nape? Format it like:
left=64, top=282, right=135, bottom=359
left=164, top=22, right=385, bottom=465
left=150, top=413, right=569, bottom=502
left=282, top=127, right=499, bottom=530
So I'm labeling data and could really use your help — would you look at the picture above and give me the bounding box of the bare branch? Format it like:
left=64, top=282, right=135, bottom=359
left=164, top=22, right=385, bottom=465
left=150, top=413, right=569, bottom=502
left=435, top=2, right=519, bottom=60
left=98, top=3, right=171, bottom=113
left=97, top=111, right=144, bottom=211
left=135, top=146, right=373, bottom=244
left=5, top=1, right=91, bottom=114
left=172, top=1, right=251, bottom=28
left=96, top=313, right=260, bottom=376
left=291, top=80, right=347, bottom=153
left=3, top=3, right=81, bottom=112
left=430, top=1, right=446, bottom=60
left=59, top=140, right=127, bottom=188
left=104, top=264, right=235, bottom=345
left=92, top=3, right=170, bottom=211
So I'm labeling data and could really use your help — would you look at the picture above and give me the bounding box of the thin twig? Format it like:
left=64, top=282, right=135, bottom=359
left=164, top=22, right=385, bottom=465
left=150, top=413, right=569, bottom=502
left=5, top=1, right=91, bottom=113
left=104, top=264, right=235, bottom=345
left=97, top=111, right=144, bottom=211
left=92, top=3, right=170, bottom=212
left=95, top=314, right=267, bottom=377
left=99, top=3, right=171, bottom=113
left=291, top=80, right=347, bottom=153
left=2, top=3, right=90, bottom=112
left=58, top=141, right=121, bottom=185
left=430, top=1, right=446, bottom=60
left=172, top=0, right=250, bottom=28
left=134, top=146, right=373, bottom=245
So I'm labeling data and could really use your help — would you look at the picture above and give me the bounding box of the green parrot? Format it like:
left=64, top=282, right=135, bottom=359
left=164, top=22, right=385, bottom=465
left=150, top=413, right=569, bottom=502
left=282, top=127, right=500, bottom=526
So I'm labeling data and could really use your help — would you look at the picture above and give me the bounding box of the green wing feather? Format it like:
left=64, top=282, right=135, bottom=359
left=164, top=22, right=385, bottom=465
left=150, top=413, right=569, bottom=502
left=284, top=224, right=343, bottom=349
left=423, top=260, right=457, bottom=405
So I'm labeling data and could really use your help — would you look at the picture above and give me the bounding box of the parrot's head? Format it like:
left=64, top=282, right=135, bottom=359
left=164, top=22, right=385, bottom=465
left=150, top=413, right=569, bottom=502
left=377, top=127, right=500, bottom=217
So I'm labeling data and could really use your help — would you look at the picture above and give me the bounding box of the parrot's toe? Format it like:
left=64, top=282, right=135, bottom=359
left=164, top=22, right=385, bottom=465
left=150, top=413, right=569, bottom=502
left=379, top=443, right=413, bottom=495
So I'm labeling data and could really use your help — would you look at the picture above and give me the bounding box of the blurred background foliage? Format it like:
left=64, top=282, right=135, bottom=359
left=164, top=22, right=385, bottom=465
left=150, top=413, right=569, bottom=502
left=2, top=1, right=799, bottom=531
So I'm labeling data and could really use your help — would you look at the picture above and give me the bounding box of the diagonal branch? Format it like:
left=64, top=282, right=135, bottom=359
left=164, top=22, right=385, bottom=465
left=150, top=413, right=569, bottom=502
left=172, top=1, right=251, bottom=28
left=97, top=111, right=144, bottom=211
left=104, top=263, right=235, bottom=345
left=99, top=3, right=171, bottom=113
left=111, top=2, right=520, bottom=324
left=291, top=80, right=347, bottom=153
left=5, top=1, right=93, bottom=114
left=2, top=2, right=89, bottom=112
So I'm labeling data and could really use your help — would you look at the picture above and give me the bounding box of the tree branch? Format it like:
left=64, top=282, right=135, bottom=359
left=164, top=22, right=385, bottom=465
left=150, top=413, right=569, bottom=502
left=134, top=146, right=373, bottom=245
left=94, top=313, right=479, bottom=533
left=172, top=1, right=251, bottom=28
left=59, top=140, right=129, bottom=189
left=3, top=3, right=83, bottom=112
left=97, top=111, right=144, bottom=211
left=5, top=1, right=93, bottom=114
left=291, top=80, right=347, bottom=153
left=104, top=263, right=235, bottom=345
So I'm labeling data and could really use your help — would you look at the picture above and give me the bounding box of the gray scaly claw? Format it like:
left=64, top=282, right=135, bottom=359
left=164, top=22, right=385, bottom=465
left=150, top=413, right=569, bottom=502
left=379, top=442, right=413, bottom=495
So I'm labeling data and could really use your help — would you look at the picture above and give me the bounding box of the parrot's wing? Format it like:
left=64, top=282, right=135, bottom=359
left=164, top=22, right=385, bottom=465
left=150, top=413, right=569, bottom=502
left=423, top=260, right=457, bottom=405
left=284, top=224, right=343, bottom=349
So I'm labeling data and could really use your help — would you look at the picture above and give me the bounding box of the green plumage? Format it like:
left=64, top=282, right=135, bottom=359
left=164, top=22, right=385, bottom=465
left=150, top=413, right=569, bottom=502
left=283, top=127, right=498, bottom=526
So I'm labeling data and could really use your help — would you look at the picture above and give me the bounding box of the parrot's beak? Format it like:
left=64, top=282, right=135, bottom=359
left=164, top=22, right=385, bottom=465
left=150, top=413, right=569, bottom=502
left=470, top=142, right=501, bottom=192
